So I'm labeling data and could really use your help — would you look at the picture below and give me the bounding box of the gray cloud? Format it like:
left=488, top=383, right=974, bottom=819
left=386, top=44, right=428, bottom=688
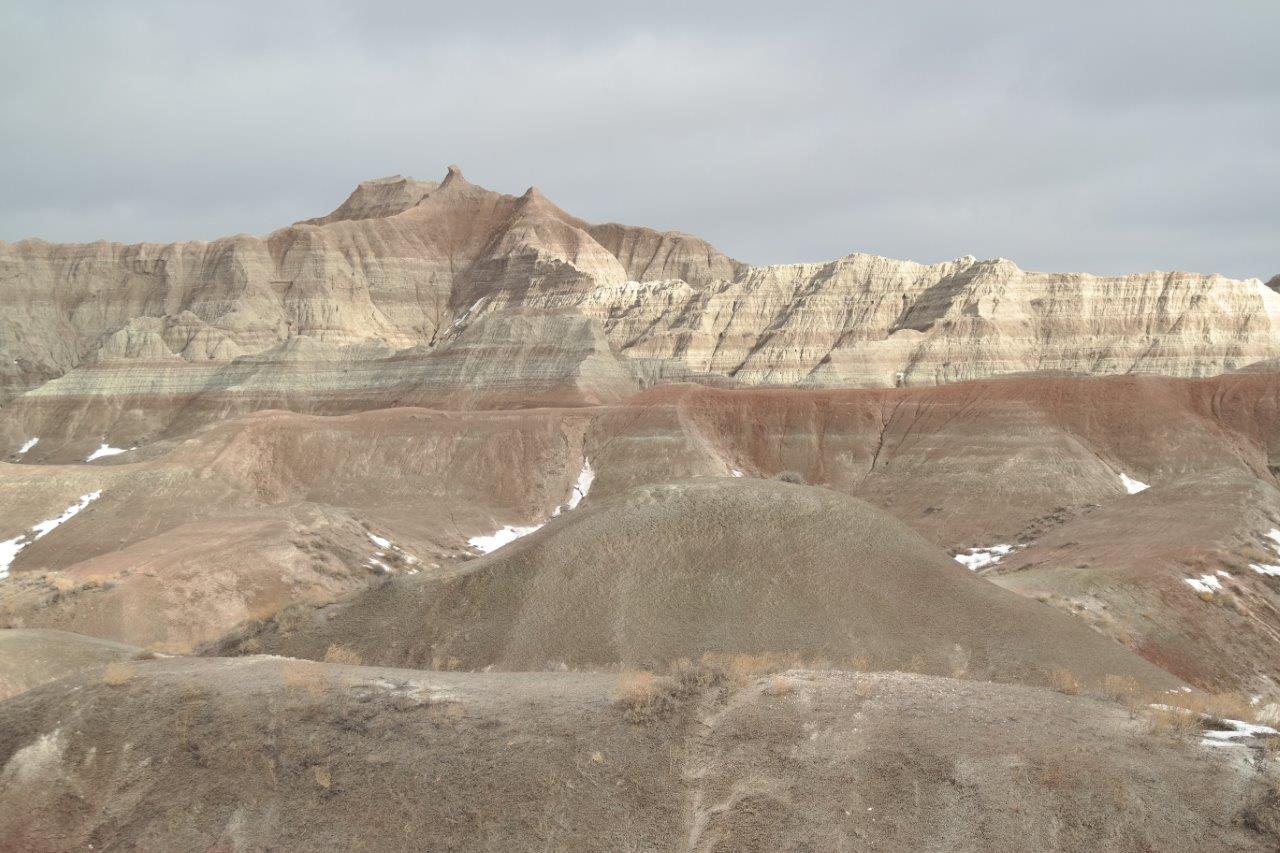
left=1, top=0, right=1277, bottom=278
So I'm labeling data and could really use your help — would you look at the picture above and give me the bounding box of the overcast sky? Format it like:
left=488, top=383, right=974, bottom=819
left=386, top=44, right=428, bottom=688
left=2, top=1, right=1277, bottom=278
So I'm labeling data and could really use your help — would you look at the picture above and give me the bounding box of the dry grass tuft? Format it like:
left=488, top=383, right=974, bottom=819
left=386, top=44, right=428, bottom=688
left=323, top=644, right=363, bottom=666
left=430, top=655, right=462, bottom=671
left=612, top=669, right=677, bottom=724
left=312, top=765, right=332, bottom=790
left=1048, top=668, right=1081, bottom=695
left=1101, top=674, right=1140, bottom=702
left=281, top=660, right=330, bottom=698
left=1145, top=704, right=1201, bottom=738
left=764, top=675, right=795, bottom=697
left=102, top=661, right=135, bottom=686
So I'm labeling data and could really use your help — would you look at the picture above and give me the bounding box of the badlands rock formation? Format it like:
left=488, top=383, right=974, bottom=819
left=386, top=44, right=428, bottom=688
left=4, top=168, right=1280, bottom=850
left=4, top=166, right=1280, bottom=461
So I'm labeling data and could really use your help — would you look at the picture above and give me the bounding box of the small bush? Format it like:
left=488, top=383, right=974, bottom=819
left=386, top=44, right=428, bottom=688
left=764, top=675, right=795, bottom=697
left=281, top=660, right=330, bottom=698
left=613, top=669, right=677, bottom=724
left=1101, top=674, right=1140, bottom=702
left=102, top=662, right=135, bottom=686
left=1145, top=704, right=1201, bottom=738
left=1048, top=668, right=1081, bottom=695
left=772, top=470, right=807, bottom=485
left=323, top=644, right=363, bottom=666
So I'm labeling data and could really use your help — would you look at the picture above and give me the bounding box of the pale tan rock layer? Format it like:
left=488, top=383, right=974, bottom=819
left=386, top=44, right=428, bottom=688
left=3, top=166, right=1278, bottom=414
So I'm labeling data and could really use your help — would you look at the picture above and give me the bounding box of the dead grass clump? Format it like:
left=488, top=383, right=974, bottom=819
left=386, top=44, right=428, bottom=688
left=764, top=675, right=795, bottom=697
left=282, top=660, right=330, bottom=698
left=853, top=678, right=876, bottom=699
left=670, top=657, right=724, bottom=694
left=102, top=661, right=135, bottom=686
left=323, top=644, right=363, bottom=666
left=612, top=669, right=678, bottom=724
left=772, top=470, right=807, bottom=485
left=1145, top=704, right=1201, bottom=738
left=1173, top=691, right=1258, bottom=725
left=1048, top=668, right=1081, bottom=695
left=1101, top=674, right=1140, bottom=702
left=431, top=655, right=462, bottom=671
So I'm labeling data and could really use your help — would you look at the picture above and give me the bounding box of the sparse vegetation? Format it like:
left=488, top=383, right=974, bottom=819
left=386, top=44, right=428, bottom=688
left=612, top=669, right=678, bottom=724
left=323, top=644, right=363, bottom=665
left=102, top=661, right=135, bottom=686
left=1048, top=668, right=1081, bottom=695
left=772, top=470, right=807, bottom=484
left=1101, top=674, right=1139, bottom=702
left=281, top=660, right=330, bottom=698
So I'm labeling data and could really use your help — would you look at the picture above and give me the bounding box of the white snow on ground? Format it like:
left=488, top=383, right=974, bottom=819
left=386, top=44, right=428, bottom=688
left=1201, top=718, right=1279, bottom=742
left=367, top=532, right=391, bottom=549
left=0, top=490, right=102, bottom=578
left=0, top=537, right=26, bottom=579
left=86, top=443, right=132, bottom=462
left=730, top=469, right=744, bottom=478
left=15, top=438, right=38, bottom=456
left=367, top=558, right=392, bottom=573
left=1119, top=472, right=1150, bottom=494
left=31, top=491, right=101, bottom=539
left=565, top=459, right=594, bottom=511
left=1247, top=529, right=1280, bottom=575
left=1185, top=574, right=1224, bottom=594
left=553, top=458, right=595, bottom=516
left=954, top=543, right=1019, bottom=571
left=474, top=457, right=594, bottom=553
left=468, top=524, right=544, bottom=554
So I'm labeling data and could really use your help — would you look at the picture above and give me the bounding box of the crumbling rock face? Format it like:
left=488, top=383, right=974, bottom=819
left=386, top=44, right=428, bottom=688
left=3, top=165, right=1279, bottom=418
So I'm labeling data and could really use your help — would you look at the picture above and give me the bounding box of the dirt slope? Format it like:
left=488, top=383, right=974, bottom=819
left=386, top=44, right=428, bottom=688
left=216, top=479, right=1181, bottom=693
left=0, top=657, right=1274, bottom=852
left=0, top=628, right=140, bottom=701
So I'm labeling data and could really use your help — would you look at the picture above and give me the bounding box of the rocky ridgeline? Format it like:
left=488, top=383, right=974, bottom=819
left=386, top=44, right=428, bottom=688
left=3, top=165, right=1278, bottom=416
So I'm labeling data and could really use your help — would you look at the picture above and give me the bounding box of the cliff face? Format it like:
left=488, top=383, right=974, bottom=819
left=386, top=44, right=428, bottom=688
left=3, top=166, right=1279, bottom=448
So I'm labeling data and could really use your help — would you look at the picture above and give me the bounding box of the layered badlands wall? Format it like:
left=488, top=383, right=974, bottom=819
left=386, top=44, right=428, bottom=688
left=3, top=166, right=1280, bottom=456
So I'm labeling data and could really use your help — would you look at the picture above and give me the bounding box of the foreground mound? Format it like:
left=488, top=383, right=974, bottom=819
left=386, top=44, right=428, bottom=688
left=218, top=479, right=1180, bottom=691
left=0, top=657, right=1273, bottom=851
left=0, top=629, right=141, bottom=701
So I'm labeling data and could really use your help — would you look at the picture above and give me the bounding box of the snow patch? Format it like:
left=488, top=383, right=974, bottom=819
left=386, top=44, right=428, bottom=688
left=553, top=458, right=594, bottom=516
left=0, top=491, right=103, bottom=579
left=730, top=469, right=744, bottom=478
left=14, top=437, right=38, bottom=457
left=475, top=457, right=594, bottom=553
left=1185, top=574, right=1223, bottom=594
left=367, top=533, right=391, bottom=549
left=1119, top=472, right=1149, bottom=494
left=1200, top=717, right=1279, bottom=748
left=565, top=458, right=594, bottom=511
left=467, top=524, right=543, bottom=554
left=1250, top=563, right=1280, bottom=577
left=954, top=543, right=1019, bottom=571
left=86, top=443, right=133, bottom=462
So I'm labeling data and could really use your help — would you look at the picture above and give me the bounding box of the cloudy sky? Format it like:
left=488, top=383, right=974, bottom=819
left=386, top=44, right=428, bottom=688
left=2, top=1, right=1277, bottom=278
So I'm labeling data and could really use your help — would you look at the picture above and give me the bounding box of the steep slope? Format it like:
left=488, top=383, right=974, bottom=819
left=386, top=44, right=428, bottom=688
left=218, top=478, right=1180, bottom=692
left=1, top=658, right=1275, bottom=852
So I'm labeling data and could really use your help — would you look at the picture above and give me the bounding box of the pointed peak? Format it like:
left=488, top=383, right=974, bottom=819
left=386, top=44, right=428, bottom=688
left=441, top=164, right=466, bottom=187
